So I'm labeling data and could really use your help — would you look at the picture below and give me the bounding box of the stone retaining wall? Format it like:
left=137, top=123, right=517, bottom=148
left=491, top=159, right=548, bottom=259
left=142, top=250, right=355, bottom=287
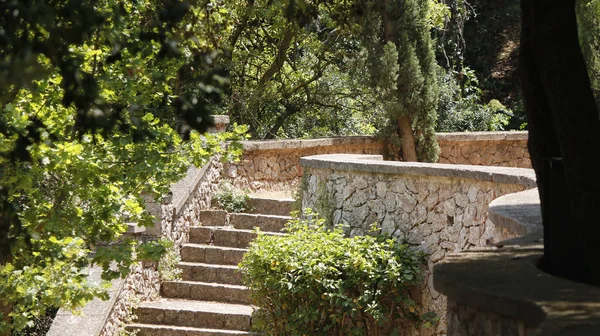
left=437, top=132, right=530, bottom=168
left=224, top=136, right=384, bottom=191
left=225, top=132, right=530, bottom=192
left=299, top=154, right=537, bottom=335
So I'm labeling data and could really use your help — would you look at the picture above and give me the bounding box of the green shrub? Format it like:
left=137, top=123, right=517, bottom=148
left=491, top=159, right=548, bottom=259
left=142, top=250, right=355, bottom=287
left=239, top=210, right=434, bottom=336
left=436, top=67, right=511, bottom=132
left=156, top=239, right=182, bottom=281
left=212, top=181, right=250, bottom=213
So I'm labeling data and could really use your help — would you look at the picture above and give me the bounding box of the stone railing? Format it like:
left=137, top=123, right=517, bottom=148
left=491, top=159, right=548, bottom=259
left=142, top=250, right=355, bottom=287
left=48, top=117, right=228, bottom=336
left=298, top=153, right=537, bottom=335
left=224, top=132, right=530, bottom=192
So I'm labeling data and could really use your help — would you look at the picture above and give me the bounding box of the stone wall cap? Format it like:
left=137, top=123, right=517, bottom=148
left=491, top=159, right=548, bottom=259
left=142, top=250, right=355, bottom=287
left=238, top=132, right=528, bottom=151
left=434, top=247, right=600, bottom=334
left=300, top=154, right=536, bottom=187
left=240, top=136, right=382, bottom=152
left=208, top=115, right=230, bottom=124
left=48, top=266, right=125, bottom=336
left=489, top=188, right=541, bottom=237
left=436, top=131, right=528, bottom=142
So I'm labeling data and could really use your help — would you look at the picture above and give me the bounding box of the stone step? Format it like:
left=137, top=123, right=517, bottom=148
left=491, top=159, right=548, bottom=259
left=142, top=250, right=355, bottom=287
left=134, top=299, right=253, bottom=331
left=179, top=262, right=243, bottom=286
left=189, top=227, right=285, bottom=249
left=180, top=244, right=247, bottom=266
left=125, top=324, right=254, bottom=336
left=228, top=213, right=291, bottom=232
left=200, top=210, right=228, bottom=226
left=162, top=281, right=250, bottom=305
left=248, top=196, right=294, bottom=216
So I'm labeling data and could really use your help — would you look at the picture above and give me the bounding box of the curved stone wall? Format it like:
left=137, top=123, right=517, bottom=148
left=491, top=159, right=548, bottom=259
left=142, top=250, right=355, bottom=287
left=225, top=132, right=530, bottom=192
left=299, top=154, right=537, bottom=335
left=435, top=188, right=600, bottom=335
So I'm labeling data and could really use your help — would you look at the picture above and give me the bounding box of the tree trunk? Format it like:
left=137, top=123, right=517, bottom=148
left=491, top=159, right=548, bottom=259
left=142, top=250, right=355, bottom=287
left=0, top=295, right=11, bottom=336
left=397, top=115, right=418, bottom=162
left=263, top=104, right=297, bottom=139
left=520, top=0, right=600, bottom=285
left=381, top=1, right=419, bottom=162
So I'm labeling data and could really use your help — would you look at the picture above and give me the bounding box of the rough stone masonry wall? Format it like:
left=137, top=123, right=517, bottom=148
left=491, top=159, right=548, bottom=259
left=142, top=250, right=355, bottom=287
left=437, top=132, right=530, bottom=168
left=99, top=156, right=224, bottom=335
left=158, top=155, right=224, bottom=249
left=98, top=262, right=160, bottom=336
left=225, top=132, right=530, bottom=192
left=300, top=161, right=532, bottom=335
left=224, top=136, right=384, bottom=191
left=446, top=300, right=533, bottom=336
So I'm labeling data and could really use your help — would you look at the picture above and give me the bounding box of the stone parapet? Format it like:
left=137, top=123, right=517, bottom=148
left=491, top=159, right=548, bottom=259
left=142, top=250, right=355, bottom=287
left=437, top=131, right=530, bottom=168
left=299, top=154, right=537, bottom=335
left=434, top=184, right=600, bottom=335
left=207, top=115, right=230, bottom=133
left=226, top=132, right=530, bottom=192
left=224, top=136, right=385, bottom=191
left=98, top=155, right=224, bottom=335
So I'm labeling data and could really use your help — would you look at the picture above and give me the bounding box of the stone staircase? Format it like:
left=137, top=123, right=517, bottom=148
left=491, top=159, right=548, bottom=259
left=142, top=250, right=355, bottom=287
left=126, top=196, right=293, bottom=336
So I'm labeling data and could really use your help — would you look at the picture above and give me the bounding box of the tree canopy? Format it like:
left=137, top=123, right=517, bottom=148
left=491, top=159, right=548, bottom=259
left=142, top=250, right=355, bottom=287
left=0, top=0, right=246, bottom=332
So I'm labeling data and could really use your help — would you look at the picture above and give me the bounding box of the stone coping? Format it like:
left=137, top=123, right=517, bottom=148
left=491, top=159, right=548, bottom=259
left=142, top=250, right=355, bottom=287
left=436, top=131, right=528, bottom=142
left=488, top=188, right=542, bottom=239
left=434, top=246, right=600, bottom=334
left=208, top=115, right=230, bottom=125
left=47, top=266, right=125, bottom=336
left=300, top=154, right=537, bottom=188
left=431, top=156, right=600, bottom=334
left=239, top=136, right=382, bottom=152
left=236, top=131, right=528, bottom=152
left=170, top=164, right=210, bottom=215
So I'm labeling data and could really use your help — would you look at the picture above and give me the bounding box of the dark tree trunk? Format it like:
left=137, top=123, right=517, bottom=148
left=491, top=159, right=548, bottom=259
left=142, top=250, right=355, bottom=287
left=520, top=0, right=600, bottom=285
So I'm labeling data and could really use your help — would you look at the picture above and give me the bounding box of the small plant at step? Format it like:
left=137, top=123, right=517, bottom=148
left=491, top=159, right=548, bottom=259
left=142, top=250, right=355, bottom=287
left=239, top=209, right=435, bottom=335
left=212, top=181, right=251, bottom=213
left=156, top=239, right=182, bottom=281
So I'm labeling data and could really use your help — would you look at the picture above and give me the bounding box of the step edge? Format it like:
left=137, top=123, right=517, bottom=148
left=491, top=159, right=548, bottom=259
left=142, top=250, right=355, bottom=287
left=125, top=323, right=255, bottom=334
left=163, top=280, right=247, bottom=290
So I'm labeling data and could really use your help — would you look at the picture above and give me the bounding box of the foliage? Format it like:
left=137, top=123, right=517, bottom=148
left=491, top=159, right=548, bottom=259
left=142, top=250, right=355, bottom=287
left=434, top=0, right=475, bottom=70
left=10, top=307, right=57, bottom=336
left=0, top=0, right=247, bottom=333
left=428, top=0, right=452, bottom=30
left=156, top=239, right=182, bottom=281
left=223, top=0, right=383, bottom=139
left=239, top=210, right=434, bottom=336
left=212, top=181, right=251, bottom=213
left=577, top=0, right=600, bottom=107
left=436, top=67, right=511, bottom=132
left=354, top=0, right=440, bottom=162
left=461, top=0, right=523, bottom=112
